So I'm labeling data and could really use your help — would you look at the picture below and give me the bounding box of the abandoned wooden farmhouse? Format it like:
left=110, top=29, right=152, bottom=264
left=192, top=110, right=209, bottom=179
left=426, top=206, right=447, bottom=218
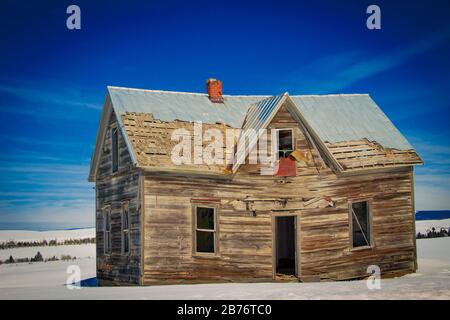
left=88, top=79, right=423, bottom=285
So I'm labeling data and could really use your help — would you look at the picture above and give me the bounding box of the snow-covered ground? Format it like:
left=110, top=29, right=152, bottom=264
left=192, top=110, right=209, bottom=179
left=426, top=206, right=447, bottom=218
left=0, top=228, right=95, bottom=262
left=0, top=228, right=95, bottom=243
left=0, top=244, right=95, bottom=261
left=0, top=227, right=448, bottom=299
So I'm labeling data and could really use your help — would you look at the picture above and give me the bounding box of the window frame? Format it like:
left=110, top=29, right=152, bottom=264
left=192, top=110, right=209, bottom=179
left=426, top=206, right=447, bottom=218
left=192, top=203, right=219, bottom=257
left=121, top=201, right=131, bottom=255
left=111, top=126, right=119, bottom=173
left=274, top=128, right=294, bottom=159
left=348, top=199, right=373, bottom=250
left=103, top=205, right=112, bottom=255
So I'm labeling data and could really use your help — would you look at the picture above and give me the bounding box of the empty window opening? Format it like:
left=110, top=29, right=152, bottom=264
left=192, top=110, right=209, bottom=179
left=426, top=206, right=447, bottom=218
left=111, top=127, right=119, bottom=173
left=122, top=202, right=130, bottom=254
left=277, top=129, right=294, bottom=158
left=275, top=216, right=296, bottom=276
left=195, top=206, right=216, bottom=254
left=104, top=207, right=111, bottom=254
left=351, top=201, right=371, bottom=248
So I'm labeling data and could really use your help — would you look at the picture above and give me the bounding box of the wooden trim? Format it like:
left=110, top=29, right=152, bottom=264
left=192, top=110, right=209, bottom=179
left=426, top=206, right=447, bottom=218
left=190, top=198, right=221, bottom=204
left=348, top=198, right=374, bottom=250
left=142, top=167, right=234, bottom=180
left=139, top=173, right=145, bottom=285
left=89, top=96, right=112, bottom=182
left=296, top=213, right=301, bottom=278
left=271, top=215, right=275, bottom=279
left=102, top=204, right=112, bottom=255
left=95, top=184, right=98, bottom=274
left=410, top=168, right=418, bottom=271
left=337, top=163, right=422, bottom=176
left=273, top=128, right=295, bottom=158
left=120, top=200, right=131, bottom=255
left=111, top=125, right=119, bottom=174
left=191, top=203, right=220, bottom=257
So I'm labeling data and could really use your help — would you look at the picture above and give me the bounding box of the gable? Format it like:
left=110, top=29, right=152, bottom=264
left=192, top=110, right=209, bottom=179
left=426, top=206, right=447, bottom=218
left=88, top=97, right=136, bottom=182
left=232, top=94, right=423, bottom=175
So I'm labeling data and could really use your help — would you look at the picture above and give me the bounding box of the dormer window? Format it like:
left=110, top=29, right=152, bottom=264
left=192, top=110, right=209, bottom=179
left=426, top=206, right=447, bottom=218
left=276, top=129, right=294, bottom=158
left=111, top=127, right=119, bottom=173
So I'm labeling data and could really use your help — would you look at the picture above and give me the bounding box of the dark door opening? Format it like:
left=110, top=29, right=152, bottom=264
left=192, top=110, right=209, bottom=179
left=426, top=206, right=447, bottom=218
left=275, top=216, right=297, bottom=276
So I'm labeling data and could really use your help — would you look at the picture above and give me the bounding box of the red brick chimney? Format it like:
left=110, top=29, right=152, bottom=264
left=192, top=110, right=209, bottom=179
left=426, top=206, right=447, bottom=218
left=206, top=78, right=223, bottom=103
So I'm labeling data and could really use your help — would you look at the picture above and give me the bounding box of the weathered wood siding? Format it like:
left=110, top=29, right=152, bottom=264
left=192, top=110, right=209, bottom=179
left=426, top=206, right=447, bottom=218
left=141, top=104, right=415, bottom=284
left=95, top=110, right=142, bottom=285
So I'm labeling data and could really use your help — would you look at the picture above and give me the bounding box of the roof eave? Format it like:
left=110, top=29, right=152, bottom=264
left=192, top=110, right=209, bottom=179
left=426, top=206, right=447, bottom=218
left=140, top=167, right=234, bottom=180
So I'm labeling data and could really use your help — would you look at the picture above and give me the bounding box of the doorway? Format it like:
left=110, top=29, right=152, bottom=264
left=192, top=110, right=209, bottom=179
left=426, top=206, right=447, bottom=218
left=275, top=216, right=297, bottom=276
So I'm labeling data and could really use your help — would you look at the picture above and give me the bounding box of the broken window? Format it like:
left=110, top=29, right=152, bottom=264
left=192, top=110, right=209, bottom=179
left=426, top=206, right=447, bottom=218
left=351, top=201, right=371, bottom=248
left=122, top=202, right=130, bottom=254
left=111, top=127, right=119, bottom=173
left=194, top=206, right=216, bottom=254
left=277, top=129, right=293, bottom=158
left=104, top=207, right=111, bottom=254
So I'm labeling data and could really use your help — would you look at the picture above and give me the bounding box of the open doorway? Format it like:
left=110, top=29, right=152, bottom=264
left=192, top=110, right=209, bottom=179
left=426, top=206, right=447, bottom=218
left=275, top=216, right=297, bottom=276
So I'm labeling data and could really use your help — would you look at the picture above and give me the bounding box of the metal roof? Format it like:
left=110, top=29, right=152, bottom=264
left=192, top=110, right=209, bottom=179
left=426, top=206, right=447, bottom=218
left=241, top=93, right=286, bottom=132
left=108, top=86, right=265, bottom=128
left=107, top=86, right=414, bottom=151
left=291, top=95, right=413, bottom=150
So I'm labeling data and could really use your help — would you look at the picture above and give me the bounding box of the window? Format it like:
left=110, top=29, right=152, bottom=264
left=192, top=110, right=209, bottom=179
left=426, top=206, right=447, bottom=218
left=104, top=207, right=111, bottom=254
left=111, top=127, right=119, bottom=173
left=194, top=206, right=217, bottom=254
left=121, top=202, right=130, bottom=254
left=350, top=201, right=371, bottom=248
left=276, top=129, right=294, bottom=158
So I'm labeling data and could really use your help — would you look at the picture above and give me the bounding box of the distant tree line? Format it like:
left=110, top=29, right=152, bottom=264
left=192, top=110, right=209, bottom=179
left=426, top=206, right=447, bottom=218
left=417, top=227, right=450, bottom=239
left=0, top=237, right=95, bottom=250
left=1, top=251, right=78, bottom=265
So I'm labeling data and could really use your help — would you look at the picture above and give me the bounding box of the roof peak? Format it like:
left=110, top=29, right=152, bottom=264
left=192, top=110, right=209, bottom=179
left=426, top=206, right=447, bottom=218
left=107, top=85, right=369, bottom=98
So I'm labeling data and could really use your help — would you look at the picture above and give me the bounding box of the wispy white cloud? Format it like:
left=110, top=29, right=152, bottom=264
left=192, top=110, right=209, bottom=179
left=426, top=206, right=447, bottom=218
left=0, top=161, right=93, bottom=219
left=415, top=184, right=450, bottom=211
left=0, top=82, right=102, bottom=110
left=287, top=25, right=450, bottom=93
left=0, top=134, right=84, bottom=148
left=0, top=163, right=88, bottom=175
left=0, top=201, right=94, bottom=228
left=407, top=133, right=450, bottom=210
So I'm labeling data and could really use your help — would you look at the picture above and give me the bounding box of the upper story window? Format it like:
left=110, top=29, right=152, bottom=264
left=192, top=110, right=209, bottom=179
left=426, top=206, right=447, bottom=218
left=121, top=202, right=130, bottom=254
left=350, top=201, right=371, bottom=248
left=111, top=127, right=119, bottom=173
left=193, top=205, right=217, bottom=255
left=276, top=129, right=294, bottom=158
left=103, top=206, right=111, bottom=254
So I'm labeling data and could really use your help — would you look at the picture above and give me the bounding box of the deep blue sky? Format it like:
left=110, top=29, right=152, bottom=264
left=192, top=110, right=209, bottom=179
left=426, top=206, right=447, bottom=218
left=0, top=0, right=449, bottom=230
